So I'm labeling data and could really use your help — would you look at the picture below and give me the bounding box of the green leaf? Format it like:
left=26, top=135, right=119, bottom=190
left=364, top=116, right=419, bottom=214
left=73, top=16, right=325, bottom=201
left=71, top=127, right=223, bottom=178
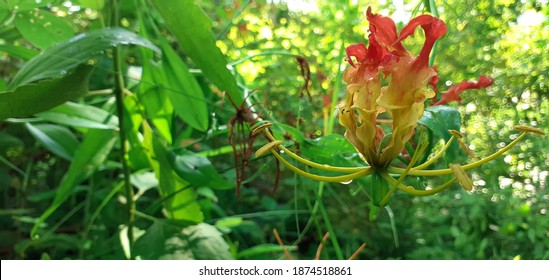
left=214, top=217, right=243, bottom=233
left=273, top=122, right=305, bottom=143
left=302, top=134, right=357, bottom=168
left=130, top=171, right=158, bottom=193
left=6, top=0, right=48, bottom=11
left=139, top=60, right=174, bottom=143
left=25, top=123, right=79, bottom=160
left=134, top=222, right=233, bottom=260
left=0, top=5, right=8, bottom=23
left=0, top=132, right=24, bottom=157
left=151, top=0, right=242, bottom=105
left=123, top=93, right=151, bottom=170
left=419, top=106, right=461, bottom=140
left=160, top=39, right=209, bottom=131
left=8, top=27, right=159, bottom=89
left=151, top=136, right=204, bottom=222
left=31, top=128, right=117, bottom=237
left=77, top=0, right=105, bottom=9
left=136, top=4, right=173, bottom=143
left=0, top=45, right=39, bottom=61
left=168, top=149, right=232, bottom=190
left=14, top=9, right=74, bottom=50
left=419, top=105, right=461, bottom=159
left=0, top=65, right=94, bottom=120
left=35, top=101, right=118, bottom=130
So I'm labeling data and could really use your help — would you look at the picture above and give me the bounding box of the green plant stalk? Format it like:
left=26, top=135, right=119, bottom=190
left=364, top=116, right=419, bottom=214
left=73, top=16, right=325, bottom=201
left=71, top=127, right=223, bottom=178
left=318, top=2, right=352, bottom=259
left=110, top=0, right=135, bottom=258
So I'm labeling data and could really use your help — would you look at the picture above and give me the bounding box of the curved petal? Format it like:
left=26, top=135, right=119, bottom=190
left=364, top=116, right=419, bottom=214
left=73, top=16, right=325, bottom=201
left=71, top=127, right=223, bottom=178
left=433, top=76, right=494, bottom=105
left=345, top=43, right=367, bottom=68
left=397, top=15, right=447, bottom=67
left=366, top=7, right=408, bottom=57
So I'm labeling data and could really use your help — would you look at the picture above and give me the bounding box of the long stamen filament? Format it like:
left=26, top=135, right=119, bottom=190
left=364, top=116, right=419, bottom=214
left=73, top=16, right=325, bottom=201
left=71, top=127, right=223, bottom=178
left=380, top=171, right=457, bottom=196
left=270, top=150, right=374, bottom=182
left=380, top=134, right=429, bottom=205
left=388, top=132, right=528, bottom=176
left=263, top=130, right=368, bottom=173
left=413, top=136, right=455, bottom=170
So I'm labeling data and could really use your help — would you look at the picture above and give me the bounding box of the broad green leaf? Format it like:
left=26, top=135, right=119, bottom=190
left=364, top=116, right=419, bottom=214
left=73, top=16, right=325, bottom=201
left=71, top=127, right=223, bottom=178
left=25, top=123, right=79, bottom=161
left=130, top=171, right=158, bottom=193
left=123, top=93, right=151, bottom=170
left=168, top=149, right=232, bottom=190
left=134, top=222, right=233, bottom=260
left=273, top=123, right=306, bottom=143
left=151, top=0, right=242, bottom=105
left=0, top=132, right=24, bottom=157
left=0, top=4, right=7, bottom=23
left=419, top=105, right=461, bottom=159
left=302, top=134, right=358, bottom=168
left=6, top=0, right=48, bottom=11
left=214, top=217, right=243, bottom=233
left=136, top=4, right=173, bottom=143
left=0, top=65, right=94, bottom=120
left=8, top=27, right=160, bottom=89
left=119, top=225, right=145, bottom=260
left=0, top=44, right=39, bottom=61
left=419, top=106, right=461, bottom=141
left=138, top=60, right=174, bottom=143
left=160, top=39, right=209, bottom=131
left=14, top=9, right=74, bottom=50
left=77, top=0, right=105, bottom=9
left=35, top=101, right=118, bottom=130
left=31, top=128, right=117, bottom=237
left=151, top=136, right=203, bottom=222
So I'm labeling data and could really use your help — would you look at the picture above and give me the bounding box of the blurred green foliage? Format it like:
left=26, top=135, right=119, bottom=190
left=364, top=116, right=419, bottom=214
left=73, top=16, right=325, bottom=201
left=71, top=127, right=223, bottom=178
left=0, top=0, right=547, bottom=260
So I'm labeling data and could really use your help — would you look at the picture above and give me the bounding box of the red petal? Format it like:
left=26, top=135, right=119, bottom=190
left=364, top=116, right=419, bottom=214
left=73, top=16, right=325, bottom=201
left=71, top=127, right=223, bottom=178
left=345, top=43, right=367, bottom=67
left=429, top=65, right=439, bottom=93
left=397, top=15, right=447, bottom=67
left=366, top=7, right=408, bottom=57
left=433, top=76, right=494, bottom=105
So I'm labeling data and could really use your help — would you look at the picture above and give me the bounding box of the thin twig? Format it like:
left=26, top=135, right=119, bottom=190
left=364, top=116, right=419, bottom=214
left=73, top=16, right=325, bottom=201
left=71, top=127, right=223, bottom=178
left=314, top=232, right=330, bottom=260
left=273, top=228, right=294, bottom=260
left=348, top=243, right=367, bottom=260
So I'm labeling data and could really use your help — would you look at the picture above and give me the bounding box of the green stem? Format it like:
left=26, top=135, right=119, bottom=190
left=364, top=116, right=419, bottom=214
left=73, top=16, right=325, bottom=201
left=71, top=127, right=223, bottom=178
left=110, top=0, right=134, bottom=258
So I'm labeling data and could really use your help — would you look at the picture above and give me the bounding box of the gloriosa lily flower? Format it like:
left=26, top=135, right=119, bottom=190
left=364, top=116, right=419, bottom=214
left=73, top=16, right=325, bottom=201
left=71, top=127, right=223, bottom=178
left=251, top=7, right=544, bottom=206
